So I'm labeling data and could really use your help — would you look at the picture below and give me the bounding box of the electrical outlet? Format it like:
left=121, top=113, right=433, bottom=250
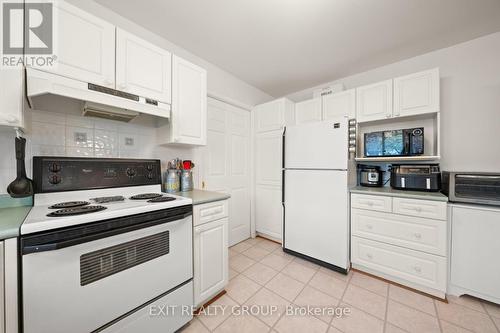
left=74, top=132, right=88, bottom=143
left=125, top=137, right=134, bottom=146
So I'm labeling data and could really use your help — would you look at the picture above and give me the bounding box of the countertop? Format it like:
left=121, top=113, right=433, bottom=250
left=350, top=186, right=448, bottom=202
left=0, top=195, right=33, bottom=240
left=174, top=189, right=230, bottom=205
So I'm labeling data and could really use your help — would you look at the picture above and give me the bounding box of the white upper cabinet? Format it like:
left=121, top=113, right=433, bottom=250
left=169, top=55, right=207, bottom=145
left=254, top=98, right=295, bottom=133
left=48, top=1, right=115, bottom=87
left=116, top=28, right=172, bottom=103
left=295, top=98, right=322, bottom=124
left=0, top=68, right=24, bottom=128
left=322, top=89, right=356, bottom=120
left=356, top=80, right=393, bottom=123
left=393, top=68, right=440, bottom=117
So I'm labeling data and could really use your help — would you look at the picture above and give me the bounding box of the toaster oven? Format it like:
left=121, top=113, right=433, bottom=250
left=442, top=172, right=500, bottom=206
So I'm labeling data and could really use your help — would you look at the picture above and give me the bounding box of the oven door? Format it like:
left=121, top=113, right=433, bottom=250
left=21, top=206, right=193, bottom=333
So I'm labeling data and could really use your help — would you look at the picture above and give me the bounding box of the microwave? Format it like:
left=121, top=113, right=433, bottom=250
left=364, top=127, right=424, bottom=157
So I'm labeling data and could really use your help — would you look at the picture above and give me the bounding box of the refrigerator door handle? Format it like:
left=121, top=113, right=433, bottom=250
left=282, top=170, right=285, bottom=204
left=282, top=127, right=286, bottom=204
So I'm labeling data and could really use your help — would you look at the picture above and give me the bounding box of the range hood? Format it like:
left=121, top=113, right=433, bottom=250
left=26, top=68, right=170, bottom=121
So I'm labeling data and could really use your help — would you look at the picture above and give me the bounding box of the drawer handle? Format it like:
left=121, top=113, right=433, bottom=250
left=366, top=224, right=373, bottom=230
left=413, top=266, right=422, bottom=273
left=200, top=207, right=223, bottom=217
left=359, top=200, right=375, bottom=206
left=366, top=253, right=373, bottom=260
left=404, top=205, right=423, bottom=213
left=413, top=233, right=422, bottom=239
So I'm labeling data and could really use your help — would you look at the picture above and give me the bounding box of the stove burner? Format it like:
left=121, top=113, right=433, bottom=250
left=49, top=201, right=90, bottom=209
left=91, top=196, right=125, bottom=204
left=47, top=205, right=107, bottom=217
left=130, top=193, right=163, bottom=200
left=148, top=196, right=176, bottom=203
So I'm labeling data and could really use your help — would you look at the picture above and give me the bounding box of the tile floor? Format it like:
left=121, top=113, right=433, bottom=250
left=181, top=237, right=500, bottom=333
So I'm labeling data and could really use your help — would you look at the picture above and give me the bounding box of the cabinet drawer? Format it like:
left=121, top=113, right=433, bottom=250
left=393, top=198, right=447, bottom=220
left=351, top=209, right=446, bottom=256
left=194, top=200, right=229, bottom=226
left=351, top=194, right=392, bottom=212
left=351, top=237, right=446, bottom=292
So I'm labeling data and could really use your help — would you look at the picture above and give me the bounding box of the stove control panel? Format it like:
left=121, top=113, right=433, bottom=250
left=33, top=157, right=162, bottom=193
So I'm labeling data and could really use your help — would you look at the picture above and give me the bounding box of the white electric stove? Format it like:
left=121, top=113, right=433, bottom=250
left=21, top=157, right=194, bottom=333
left=23, top=184, right=191, bottom=234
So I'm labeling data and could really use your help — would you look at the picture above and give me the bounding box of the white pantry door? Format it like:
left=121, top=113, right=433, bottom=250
left=201, top=98, right=251, bottom=246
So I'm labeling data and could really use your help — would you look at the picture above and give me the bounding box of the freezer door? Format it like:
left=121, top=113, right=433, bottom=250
left=284, top=117, right=349, bottom=170
left=283, top=169, right=349, bottom=270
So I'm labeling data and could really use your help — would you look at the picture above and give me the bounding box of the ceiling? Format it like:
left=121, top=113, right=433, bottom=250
left=94, top=0, right=500, bottom=97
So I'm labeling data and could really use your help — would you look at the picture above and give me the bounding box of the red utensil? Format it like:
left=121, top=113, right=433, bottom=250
left=183, top=160, right=192, bottom=170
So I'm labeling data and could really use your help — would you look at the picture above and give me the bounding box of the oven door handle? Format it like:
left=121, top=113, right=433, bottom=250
left=22, top=211, right=192, bottom=255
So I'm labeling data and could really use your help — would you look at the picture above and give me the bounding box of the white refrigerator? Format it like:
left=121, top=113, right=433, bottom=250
left=283, top=117, right=354, bottom=273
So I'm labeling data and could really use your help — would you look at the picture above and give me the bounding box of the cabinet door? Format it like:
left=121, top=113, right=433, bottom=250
left=255, top=130, right=283, bottom=187
left=295, top=98, right=322, bottom=124
left=170, top=55, right=207, bottom=145
left=356, top=79, right=393, bottom=122
left=45, top=1, right=115, bottom=87
left=116, top=28, right=172, bottom=103
left=322, top=89, right=356, bottom=120
left=451, top=206, right=500, bottom=301
left=254, top=98, right=294, bottom=133
left=394, top=68, right=439, bottom=117
left=0, top=241, right=4, bottom=333
left=255, top=185, right=283, bottom=240
left=254, top=100, right=284, bottom=132
left=0, top=68, right=23, bottom=128
left=194, top=218, right=228, bottom=307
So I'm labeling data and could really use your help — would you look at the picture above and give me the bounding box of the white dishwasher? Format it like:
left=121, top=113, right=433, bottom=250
left=449, top=203, right=500, bottom=304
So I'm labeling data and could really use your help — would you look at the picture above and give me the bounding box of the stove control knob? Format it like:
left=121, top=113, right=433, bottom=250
left=49, top=162, right=61, bottom=173
left=147, top=172, right=154, bottom=180
left=48, top=175, right=61, bottom=185
left=146, top=164, right=154, bottom=171
left=126, top=168, right=137, bottom=178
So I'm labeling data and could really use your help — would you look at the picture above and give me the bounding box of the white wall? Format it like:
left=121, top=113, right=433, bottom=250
left=287, top=32, right=500, bottom=173
left=66, top=0, right=273, bottom=107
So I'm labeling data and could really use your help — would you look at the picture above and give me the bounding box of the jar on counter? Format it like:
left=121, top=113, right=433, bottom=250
left=180, top=169, right=193, bottom=192
left=165, top=169, right=180, bottom=193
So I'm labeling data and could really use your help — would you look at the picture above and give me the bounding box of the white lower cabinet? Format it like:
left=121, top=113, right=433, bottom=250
left=351, top=193, right=447, bottom=298
left=0, top=241, right=4, bottom=333
left=351, top=237, right=447, bottom=293
left=193, top=200, right=229, bottom=307
left=255, top=185, right=283, bottom=240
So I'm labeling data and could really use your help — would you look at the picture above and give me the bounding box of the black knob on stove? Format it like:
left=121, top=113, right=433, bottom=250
left=126, top=168, right=137, bottom=178
left=49, top=162, right=61, bottom=173
left=48, top=175, right=61, bottom=185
